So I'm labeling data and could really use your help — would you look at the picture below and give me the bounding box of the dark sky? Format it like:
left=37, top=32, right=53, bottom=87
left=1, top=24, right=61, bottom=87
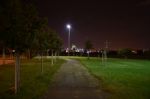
left=36, top=0, right=150, bottom=49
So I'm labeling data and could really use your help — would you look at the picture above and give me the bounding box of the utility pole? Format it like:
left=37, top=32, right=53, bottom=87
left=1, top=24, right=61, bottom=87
left=103, top=40, right=111, bottom=64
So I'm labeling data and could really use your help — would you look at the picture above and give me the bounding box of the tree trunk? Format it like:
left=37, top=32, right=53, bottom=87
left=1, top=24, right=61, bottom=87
left=47, top=49, right=49, bottom=58
left=15, top=53, right=20, bottom=94
left=54, top=51, right=57, bottom=63
left=41, top=51, right=43, bottom=74
left=2, top=48, right=5, bottom=65
left=51, top=50, right=53, bottom=65
left=27, top=49, right=31, bottom=59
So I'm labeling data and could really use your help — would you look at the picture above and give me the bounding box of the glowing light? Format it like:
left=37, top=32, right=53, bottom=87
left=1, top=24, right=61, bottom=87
left=66, top=24, right=71, bottom=29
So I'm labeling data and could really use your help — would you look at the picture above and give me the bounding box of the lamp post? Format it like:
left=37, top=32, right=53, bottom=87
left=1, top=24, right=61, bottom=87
left=66, top=24, right=71, bottom=56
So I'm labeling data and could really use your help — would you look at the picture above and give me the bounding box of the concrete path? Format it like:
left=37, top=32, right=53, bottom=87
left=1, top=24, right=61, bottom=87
left=42, top=59, right=108, bottom=99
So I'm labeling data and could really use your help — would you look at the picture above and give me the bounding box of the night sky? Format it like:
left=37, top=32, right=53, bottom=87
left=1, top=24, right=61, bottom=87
left=36, top=0, right=150, bottom=49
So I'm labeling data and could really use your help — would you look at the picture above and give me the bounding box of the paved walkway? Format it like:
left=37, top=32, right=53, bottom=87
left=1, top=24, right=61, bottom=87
left=42, top=59, right=108, bottom=99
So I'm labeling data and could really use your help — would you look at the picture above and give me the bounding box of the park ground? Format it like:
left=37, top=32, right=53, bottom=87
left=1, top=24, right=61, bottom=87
left=0, top=56, right=150, bottom=99
left=76, top=57, right=150, bottom=99
left=0, top=57, right=65, bottom=99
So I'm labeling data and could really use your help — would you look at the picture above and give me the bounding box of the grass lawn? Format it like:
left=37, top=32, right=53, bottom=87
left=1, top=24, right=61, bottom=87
left=77, top=57, right=150, bottom=99
left=0, top=58, right=65, bottom=99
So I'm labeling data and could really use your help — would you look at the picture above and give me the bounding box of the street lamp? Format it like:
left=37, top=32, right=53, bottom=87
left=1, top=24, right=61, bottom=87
left=66, top=24, right=71, bottom=56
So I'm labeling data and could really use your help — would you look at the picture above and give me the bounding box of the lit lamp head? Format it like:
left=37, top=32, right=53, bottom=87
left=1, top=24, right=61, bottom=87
left=67, top=24, right=71, bottom=29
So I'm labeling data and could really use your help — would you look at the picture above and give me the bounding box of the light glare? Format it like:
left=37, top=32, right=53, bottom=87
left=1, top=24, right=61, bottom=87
left=67, top=24, right=71, bottom=29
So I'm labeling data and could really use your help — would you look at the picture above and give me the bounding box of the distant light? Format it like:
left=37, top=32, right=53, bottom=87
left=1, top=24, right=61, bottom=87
left=66, top=24, right=71, bottom=29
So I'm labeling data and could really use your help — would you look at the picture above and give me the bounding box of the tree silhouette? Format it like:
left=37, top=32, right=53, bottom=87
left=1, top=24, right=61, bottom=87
left=118, top=48, right=132, bottom=59
left=0, top=0, right=51, bottom=93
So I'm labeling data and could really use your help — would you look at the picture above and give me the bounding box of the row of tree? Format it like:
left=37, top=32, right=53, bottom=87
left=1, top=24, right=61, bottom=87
left=0, top=0, right=62, bottom=93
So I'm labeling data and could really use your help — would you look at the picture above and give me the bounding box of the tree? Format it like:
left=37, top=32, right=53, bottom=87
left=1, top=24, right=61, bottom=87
left=34, top=19, right=49, bottom=73
left=143, top=50, right=150, bottom=59
left=46, top=29, right=62, bottom=65
left=34, top=25, right=62, bottom=68
left=0, top=0, right=63, bottom=93
left=52, top=36, right=63, bottom=62
left=0, top=0, right=48, bottom=93
left=118, top=48, right=132, bottom=59
left=85, top=40, right=93, bottom=59
left=22, top=3, right=43, bottom=59
left=0, top=0, right=26, bottom=93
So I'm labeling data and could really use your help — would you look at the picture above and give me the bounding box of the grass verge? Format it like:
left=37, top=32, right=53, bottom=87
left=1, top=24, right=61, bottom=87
left=0, top=58, right=65, bottom=99
left=77, top=57, right=150, bottom=99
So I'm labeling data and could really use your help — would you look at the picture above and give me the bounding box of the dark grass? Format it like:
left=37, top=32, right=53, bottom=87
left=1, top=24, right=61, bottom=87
left=77, top=57, right=150, bottom=99
left=0, top=58, right=65, bottom=99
